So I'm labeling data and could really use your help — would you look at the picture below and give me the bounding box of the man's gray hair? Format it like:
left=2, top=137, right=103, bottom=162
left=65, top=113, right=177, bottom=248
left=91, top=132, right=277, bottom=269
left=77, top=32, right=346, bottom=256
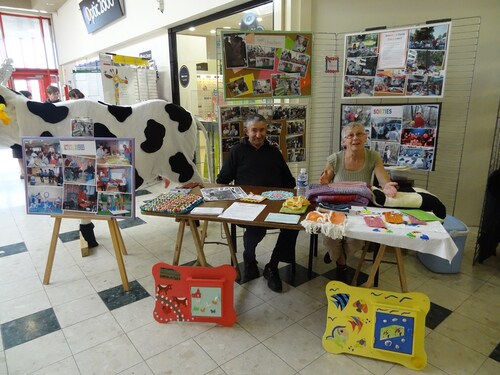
left=244, top=113, right=268, bottom=128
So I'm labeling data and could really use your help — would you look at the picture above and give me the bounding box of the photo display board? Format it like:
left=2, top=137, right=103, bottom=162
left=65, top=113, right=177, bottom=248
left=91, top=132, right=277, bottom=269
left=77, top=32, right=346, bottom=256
left=22, top=137, right=135, bottom=218
left=220, top=104, right=307, bottom=163
left=222, top=31, right=312, bottom=100
left=343, top=22, right=450, bottom=98
left=341, top=103, right=441, bottom=171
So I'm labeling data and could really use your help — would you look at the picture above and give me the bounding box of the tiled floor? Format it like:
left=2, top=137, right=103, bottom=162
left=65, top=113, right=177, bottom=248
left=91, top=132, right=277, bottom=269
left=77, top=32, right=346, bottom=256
left=0, top=148, right=499, bottom=374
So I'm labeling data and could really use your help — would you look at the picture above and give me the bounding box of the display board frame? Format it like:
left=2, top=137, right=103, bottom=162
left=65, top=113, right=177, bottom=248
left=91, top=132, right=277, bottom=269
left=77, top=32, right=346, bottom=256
left=221, top=30, right=313, bottom=100
left=342, top=22, right=451, bottom=98
left=340, top=103, right=441, bottom=171
left=22, top=137, right=135, bottom=218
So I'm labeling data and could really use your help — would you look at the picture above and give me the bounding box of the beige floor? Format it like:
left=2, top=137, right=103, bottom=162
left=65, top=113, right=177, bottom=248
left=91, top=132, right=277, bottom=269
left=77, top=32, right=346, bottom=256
left=0, top=148, right=498, bottom=375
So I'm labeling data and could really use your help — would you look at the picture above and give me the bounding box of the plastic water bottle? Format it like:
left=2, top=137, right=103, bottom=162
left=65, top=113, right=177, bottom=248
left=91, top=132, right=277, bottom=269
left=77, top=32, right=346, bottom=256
left=296, top=168, right=308, bottom=197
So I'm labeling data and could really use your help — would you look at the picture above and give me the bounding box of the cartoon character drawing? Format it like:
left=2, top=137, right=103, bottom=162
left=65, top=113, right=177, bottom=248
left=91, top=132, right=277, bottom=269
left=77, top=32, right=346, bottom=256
left=104, top=68, right=128, bottom=105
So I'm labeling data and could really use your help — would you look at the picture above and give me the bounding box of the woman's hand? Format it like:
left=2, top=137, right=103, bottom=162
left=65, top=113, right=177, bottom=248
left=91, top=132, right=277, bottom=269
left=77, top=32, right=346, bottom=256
left=319, top=170, right=330, bottom=184
left=383, top=181, right=398, bottom=198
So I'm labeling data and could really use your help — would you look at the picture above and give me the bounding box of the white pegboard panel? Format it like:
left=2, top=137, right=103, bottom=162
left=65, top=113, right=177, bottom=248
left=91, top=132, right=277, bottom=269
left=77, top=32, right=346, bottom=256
left=307, top=18, right=480, bottom=215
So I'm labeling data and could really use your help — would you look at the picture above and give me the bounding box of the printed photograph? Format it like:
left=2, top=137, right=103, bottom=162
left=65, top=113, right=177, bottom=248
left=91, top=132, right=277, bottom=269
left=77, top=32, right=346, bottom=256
left=95, top=139, right=132, bottom=166
left=252, top=79, right=272, bottom=95
left=292, top=34, right=309, bottom=53
left=96, top=165, right=132, bottom=193
left=97, top=192, right=132, bottom=217
left=287, top=120, right=305, bottom=135
left=222, top=137, right=240, bottom=153
left=372, top=141, right=400, bottom=166
left=402, top=104, right=440, bottom=128
left=346, top=33, right=379, bottom=57
left=63, top=184, right=97, bottom=213
left=223, top=33, right=247, bottom=68
left=401, top=128, right=436, bottom=147
left=374, top=70, right=406, bottom=95
left=26, top=166, right=63, bottom=187
left=397, top=146, right=434, bottom=170
left=24, top=138, right=62, bottom=168
left=271, top=73, right=301, bottom=97
left=63, top=155, right=96, bottom=185
left=27, top=186, right=63, bottom=214
left=345, top=56, right=378, bottom=76
left=370, top=119, right=402, bottom=142
left=408, top=24, right=448, bottom=51
left=222, top=122, right=240, bottom=137
left=344, top=76, right=374, bottom=97
left=342, top=105, right=372, bottom=126
left=226, top=76, right=250, bottom=98
left=220, top=106, right=242, bottom=122
left=246, top=45, right=275, bottom=69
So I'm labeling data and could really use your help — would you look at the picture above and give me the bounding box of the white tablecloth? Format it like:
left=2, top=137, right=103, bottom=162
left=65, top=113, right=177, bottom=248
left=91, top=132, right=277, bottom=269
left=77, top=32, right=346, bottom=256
left=344, top=207, right=459, bottom=263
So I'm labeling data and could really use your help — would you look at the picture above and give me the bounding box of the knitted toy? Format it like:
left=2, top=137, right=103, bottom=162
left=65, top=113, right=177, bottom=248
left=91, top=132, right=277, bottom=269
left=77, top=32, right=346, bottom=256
left=371, top=186, right=446, bottom=219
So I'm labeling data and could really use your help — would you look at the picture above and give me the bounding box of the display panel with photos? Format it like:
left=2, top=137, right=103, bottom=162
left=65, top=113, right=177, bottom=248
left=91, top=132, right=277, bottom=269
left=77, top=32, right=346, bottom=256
left=222, top=31, right=312, bottom=100
left=340, top=104, right=441, bottom=171
left=343, top=22, right=450, bottom=98
left=22, top=137, right=135, bottom=218
left=220, top=105, right=307, bottom=163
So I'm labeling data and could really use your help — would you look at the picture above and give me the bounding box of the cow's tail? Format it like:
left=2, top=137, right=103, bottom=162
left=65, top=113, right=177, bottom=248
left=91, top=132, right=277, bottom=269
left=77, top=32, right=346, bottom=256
left=194, top=117, right=214, bottom=183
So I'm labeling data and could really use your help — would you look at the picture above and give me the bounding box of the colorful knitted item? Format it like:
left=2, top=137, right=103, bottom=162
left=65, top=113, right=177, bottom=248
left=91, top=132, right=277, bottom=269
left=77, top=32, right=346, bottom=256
left=301, top=210, right=346, bottom=239
left=364, top=216, right=386, bottom=228
left=383, top=211, right=404, bottom=224
left=141, top=192, right=203, bottom=214
left=306, top=182, right=372, bottom=207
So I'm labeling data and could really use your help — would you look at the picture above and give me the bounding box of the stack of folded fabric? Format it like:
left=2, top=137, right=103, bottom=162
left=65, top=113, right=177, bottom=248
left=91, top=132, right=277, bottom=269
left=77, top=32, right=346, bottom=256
left=305, top=181, right=372, bottom=206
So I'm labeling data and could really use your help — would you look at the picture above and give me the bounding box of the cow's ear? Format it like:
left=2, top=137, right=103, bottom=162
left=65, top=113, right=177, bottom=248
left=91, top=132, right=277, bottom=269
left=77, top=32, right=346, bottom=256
left=0, top=85, right=18, bottom=104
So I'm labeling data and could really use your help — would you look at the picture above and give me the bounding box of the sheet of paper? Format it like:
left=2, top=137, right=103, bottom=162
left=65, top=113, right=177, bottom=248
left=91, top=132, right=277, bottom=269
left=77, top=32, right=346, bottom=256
left=190, top=207, right=224, bottom=215
left=218, top=202, right=265, bottom=221
left=265, top=213, right=300, bottom=224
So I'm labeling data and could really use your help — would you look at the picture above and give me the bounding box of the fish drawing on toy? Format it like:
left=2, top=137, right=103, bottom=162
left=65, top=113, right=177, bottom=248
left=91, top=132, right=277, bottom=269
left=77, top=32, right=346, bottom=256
left=353, top=299, right=368, bottom=313
left=326, top=325, right=349, bottom=347
left=330, top=293, right=350, bottom=310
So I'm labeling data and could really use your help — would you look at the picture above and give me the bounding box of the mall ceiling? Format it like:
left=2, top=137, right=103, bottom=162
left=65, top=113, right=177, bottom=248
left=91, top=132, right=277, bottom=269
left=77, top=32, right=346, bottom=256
left=0, top=0, right=66, bottom=13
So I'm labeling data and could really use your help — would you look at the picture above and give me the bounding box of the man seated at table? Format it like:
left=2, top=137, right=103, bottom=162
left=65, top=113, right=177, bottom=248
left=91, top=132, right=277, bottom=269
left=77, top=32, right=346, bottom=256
left=216, top=114, right=297, bottom=293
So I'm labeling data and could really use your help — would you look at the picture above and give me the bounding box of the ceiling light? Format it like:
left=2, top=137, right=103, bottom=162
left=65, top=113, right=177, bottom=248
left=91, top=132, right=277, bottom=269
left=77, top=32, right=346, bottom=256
left=189, top=27, right=196, bottom=31
left=210, top=29, right=216, bottom=34
left=223, top=26, right=231, bottom=29
left=257, top=17, right=263, bottom=22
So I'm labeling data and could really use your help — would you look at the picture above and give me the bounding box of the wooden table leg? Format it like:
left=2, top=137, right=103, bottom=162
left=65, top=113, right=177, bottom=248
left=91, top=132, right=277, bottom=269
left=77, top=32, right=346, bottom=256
left=108, top=218, right=129, bottom=291
left=222, top=222, right=241, bottom=281
left=43, top=217, right=62, bottom=285
left=187, top=219, right=208, bottom=266
left=352, top=246, right=369, bottom=286
left=394, top=247, right=408, bottom=292
left=173, top=220, right=186, bottom=265
left=364, top=244, right=387, bottom=289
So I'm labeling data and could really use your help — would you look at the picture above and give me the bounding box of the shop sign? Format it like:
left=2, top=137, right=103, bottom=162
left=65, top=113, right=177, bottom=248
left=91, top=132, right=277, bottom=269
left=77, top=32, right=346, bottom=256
left=79, top=0, right=125, bottom=34
left=179, top=65, right=190, bottom=88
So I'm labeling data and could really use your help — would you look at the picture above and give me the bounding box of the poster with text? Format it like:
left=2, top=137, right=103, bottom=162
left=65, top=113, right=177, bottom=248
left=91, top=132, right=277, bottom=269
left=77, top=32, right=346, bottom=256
left=340, top=104, right=441, bottom=171
left=343, top=22, right=450, bottom=98
left=22, top=137, right=135, bottom=218
left=222, top=31, right=312, bottom=100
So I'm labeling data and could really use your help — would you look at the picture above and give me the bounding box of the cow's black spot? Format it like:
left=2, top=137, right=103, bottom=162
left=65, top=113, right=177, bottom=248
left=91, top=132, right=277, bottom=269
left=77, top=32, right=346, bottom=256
left=0, top=95, right=5, bottom=105
left=94, top=123, right=117, bottom=138
left=140, top=119, right=166, bottom=153
left=135, top=169, right=144, bottom=190
left=169, top=152, right=194, bottom=182
left=165, top=103, right=193, bottom=132
left=97, top=101, right=132, bottom=123
left=40, top=131, right=53, bottom=137
left=27, top=102, right=69, bottom=124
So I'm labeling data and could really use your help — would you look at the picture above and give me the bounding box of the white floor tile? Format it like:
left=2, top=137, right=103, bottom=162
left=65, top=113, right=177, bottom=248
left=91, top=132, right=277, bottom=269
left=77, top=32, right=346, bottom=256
left=4, top=331, right=72, bottom=375
left=63, top=311, right=124, bottom=354
left=146, top=338, right=218, bottom=375
left=263, top=323, right=325, bottom=371
left=112, top=297, right=156, bottom=332
left=221, top=343, right=295, bottom=375
left=194, top=324, right=259, bottom=365
left=237, top=303, right=293, bottom=341
left=74, top=334, right=142, bottom=375
left=0, top=290, right=51, bottom=324
left=53, top=293, right=108, bottom=328
left=31, top=356, right=81, bottom=375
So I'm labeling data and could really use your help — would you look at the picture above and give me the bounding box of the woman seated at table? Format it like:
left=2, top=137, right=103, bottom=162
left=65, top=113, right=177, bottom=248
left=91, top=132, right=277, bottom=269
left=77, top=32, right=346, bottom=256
left=319, top=122, right=398, bottom=280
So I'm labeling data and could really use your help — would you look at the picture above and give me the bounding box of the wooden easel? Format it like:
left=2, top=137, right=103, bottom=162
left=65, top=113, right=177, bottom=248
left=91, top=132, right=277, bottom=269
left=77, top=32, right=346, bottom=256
left=352, top=244, right=408, bottom=293
left=43, top=214, right=129, bottom=291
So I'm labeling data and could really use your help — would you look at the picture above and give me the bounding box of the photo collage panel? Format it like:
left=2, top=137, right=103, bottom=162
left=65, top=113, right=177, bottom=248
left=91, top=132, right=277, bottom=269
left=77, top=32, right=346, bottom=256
left=219, top=105, right=307, bottom=163
left=341, top=104, right=440, bottom=171
left=343, top=22, right=450, bottom=98
left=22, top=137, right=135, bottom=218
left=222, top=31, right=312, bottom=100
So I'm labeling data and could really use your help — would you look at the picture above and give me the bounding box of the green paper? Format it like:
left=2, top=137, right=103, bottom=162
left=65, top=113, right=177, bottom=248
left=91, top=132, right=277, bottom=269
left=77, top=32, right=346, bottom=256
left=399, top=209, right=443, bottom=222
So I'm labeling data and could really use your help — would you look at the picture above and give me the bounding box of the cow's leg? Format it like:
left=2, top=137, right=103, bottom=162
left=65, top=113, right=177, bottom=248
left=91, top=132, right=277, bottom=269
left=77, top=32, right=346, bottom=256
left=80, top=219, right=99, bottom=249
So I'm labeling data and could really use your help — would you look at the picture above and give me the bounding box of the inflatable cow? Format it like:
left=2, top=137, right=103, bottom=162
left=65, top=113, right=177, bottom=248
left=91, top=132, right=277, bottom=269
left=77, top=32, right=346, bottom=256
left=0, top=84, right=207, bottom=246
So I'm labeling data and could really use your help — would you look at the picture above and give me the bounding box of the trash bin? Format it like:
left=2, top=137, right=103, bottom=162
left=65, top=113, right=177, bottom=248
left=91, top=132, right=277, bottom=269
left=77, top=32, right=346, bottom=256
left=417, top=215, right=468, bottom=273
